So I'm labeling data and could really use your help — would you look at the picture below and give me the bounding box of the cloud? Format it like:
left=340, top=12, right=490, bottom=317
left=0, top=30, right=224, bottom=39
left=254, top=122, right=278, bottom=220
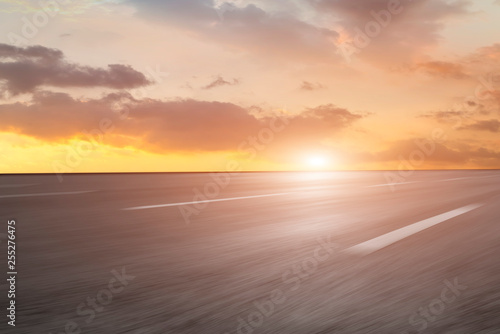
left=202, top=76, right=239, bottom=89
left=0, top=43, right=63, bottom=61
left=401, top=43, right=500, bottom=82
left=458, top=119, right=500, bottom=133
left=314, top=0, right=472, bottom=65
left=414, top=60, right=468, bottom=79
left=0, top=91, right=365, bottom=153
left=401, top=43, right=500, bottom=83
left=372, top=138, right=500, bottom=166
left=129, top=0, right=475, bottom=67
left=375, top=140, right=468, bottom=164
left=0, top=43, right=151, bottom=96
left=130, top=0, right=340, bottom=63
left=300, top=81, right=326, bottom=91
left=467, top=43, right=500, bottom=64
left=417, top=88, right=499, bottom=130
left=268, top=104, right=367, bottom=154
left=419, top=110, right=470, bottom=123
left=294, top=103, right=363, bottom=127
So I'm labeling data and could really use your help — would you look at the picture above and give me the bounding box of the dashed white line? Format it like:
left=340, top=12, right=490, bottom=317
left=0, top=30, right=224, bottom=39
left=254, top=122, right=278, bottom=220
left=436, top=175, right=498, bottom=182
left=123, top=192, right=295, bottom=211
left=435, top=177, right=471, bottom=182
left=345, top=203, right=483, bottom=255
left=366, top=181, right=421, bottom=188
left=0, top=183, right=40, bottom=188
left=368, top=174, right=499, bottom=188
left=0, top=191, right=94, bottom=199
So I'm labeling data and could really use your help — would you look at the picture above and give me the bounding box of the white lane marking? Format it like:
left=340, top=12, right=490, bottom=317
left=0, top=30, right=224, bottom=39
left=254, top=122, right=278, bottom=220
left=123, top=192, right=295, bottom=211
left=435, top=177, right=470, bottom=182
left=368, top=174, right=499, bottom=188
left=0, top=191, right=94, bottom=199
left=436, top=175, right=498, bottom=182
left=345, top=204, right=483, bottom=255
left=366, top=181, right=421, bottom=188
left=0, top=183, right=40, bottom=188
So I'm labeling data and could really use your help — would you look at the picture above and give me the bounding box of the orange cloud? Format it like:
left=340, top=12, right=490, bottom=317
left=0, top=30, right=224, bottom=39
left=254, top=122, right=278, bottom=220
left=0, top=91, right=367, bottom=154
left=414, top=61, right=468, bottom=79
left=369, top=138, right=500, bottom=167
left=458, top=119, right=500, bottom=133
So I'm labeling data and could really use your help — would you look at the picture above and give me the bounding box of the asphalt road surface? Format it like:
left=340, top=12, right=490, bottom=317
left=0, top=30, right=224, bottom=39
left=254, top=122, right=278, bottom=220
left=1, top=171, right=500, bottom=333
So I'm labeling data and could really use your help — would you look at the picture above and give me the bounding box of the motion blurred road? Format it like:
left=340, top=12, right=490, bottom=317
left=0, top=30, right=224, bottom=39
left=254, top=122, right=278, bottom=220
left=1, top=171, right=500, bottom=333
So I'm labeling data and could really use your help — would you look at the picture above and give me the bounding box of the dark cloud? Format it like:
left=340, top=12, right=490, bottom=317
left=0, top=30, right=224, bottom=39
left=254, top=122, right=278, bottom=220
left=314, top=0, right=470, bottom=22
left=314, top=0, right=472, bottom=65
left=0, top=92, right=365, bottom=153
left=458, top=119, right=500, bottom=133
left=203, top=76, right=239, bottom=89
left=300, top=81, right=326, bottom=91
left=130, top=0, right=340, bottom=63
left=0, top=43, right=63, bottom=62
left=0, top=43, right=151, bottom=96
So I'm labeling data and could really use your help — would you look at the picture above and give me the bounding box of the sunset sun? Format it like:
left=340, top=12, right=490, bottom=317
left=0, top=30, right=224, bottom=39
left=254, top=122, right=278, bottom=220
left=305, top=154, right=331, bottom=170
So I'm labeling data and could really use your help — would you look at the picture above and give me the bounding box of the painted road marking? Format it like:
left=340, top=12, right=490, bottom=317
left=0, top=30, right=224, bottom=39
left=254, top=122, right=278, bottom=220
left=368, top=174, right=499, bottom=188
left=0, top=191, right=94, bottom=199
left=437, top=175, right=499, bottom=182
left=0, top=183, right=40, bottom=188
left=123, top=192, right=295, bottom=211
left=345, top=204, right=483, bottom=255
left=366, top=181, right=421, bottom=188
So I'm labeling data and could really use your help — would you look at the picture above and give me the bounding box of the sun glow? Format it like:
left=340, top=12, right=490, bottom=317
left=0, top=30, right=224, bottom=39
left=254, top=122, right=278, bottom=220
left=305, top=154, right=332, bottom=170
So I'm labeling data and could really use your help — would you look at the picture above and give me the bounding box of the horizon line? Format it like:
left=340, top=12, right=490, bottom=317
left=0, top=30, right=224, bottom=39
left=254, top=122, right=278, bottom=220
left=1, top=168, right=500, bottom=176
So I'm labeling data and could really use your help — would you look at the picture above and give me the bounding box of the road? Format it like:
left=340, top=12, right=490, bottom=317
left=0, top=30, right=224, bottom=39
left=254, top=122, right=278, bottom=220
left=0, top=171, right=499, bottom=333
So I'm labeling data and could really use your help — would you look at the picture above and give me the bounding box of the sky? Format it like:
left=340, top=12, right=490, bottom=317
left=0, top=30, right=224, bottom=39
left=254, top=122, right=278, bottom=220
left=0, top=0, right=499, bottom=173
